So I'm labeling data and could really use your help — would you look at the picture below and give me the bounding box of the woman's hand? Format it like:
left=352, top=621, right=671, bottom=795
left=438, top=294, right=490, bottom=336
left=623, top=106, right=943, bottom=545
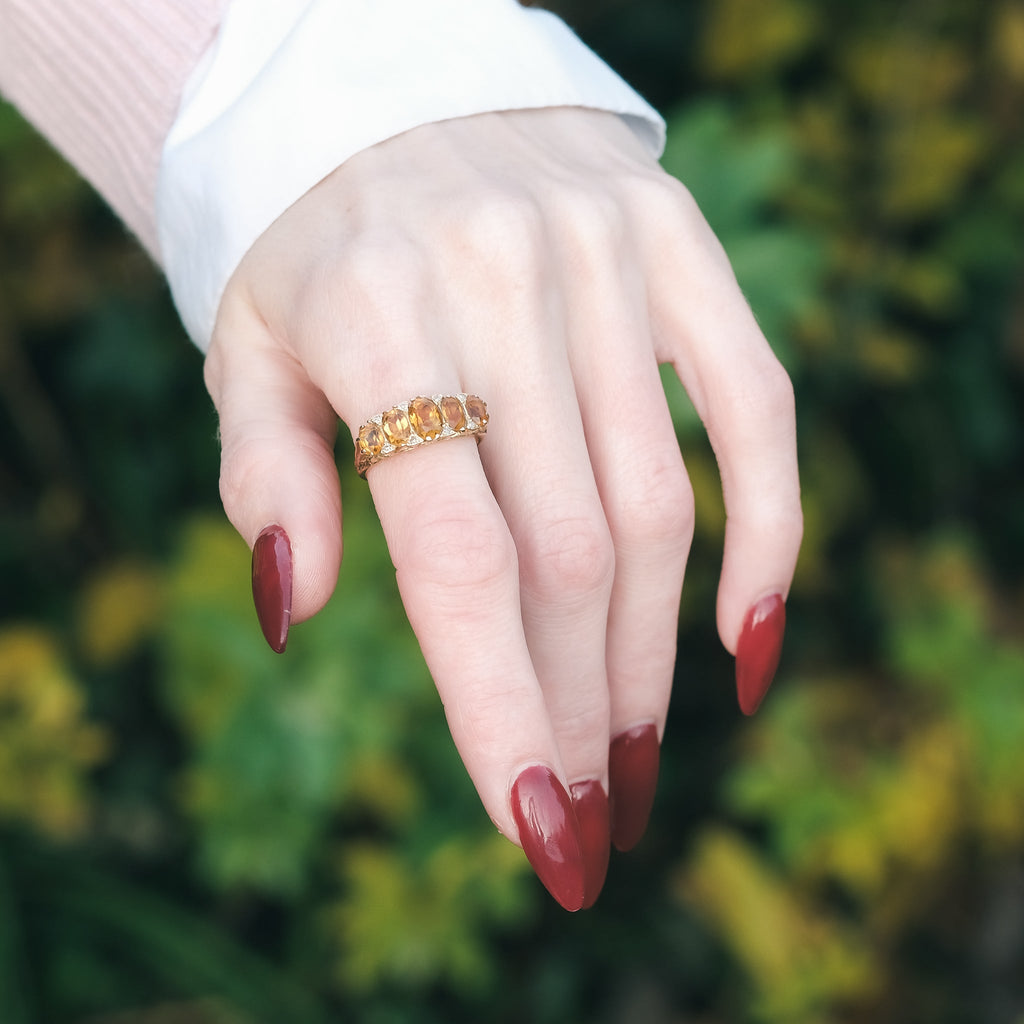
left=202, top=107, right=802, bottom=911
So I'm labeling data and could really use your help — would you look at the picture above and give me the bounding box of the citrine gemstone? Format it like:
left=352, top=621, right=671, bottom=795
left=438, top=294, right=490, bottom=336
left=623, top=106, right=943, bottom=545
left=359, top=422, right=385, bottom=455
left=382, top=407, right=411, bottom=447
left=465, top=395, right=488, bottom=427
left=440, top=395, right=466, bottom=431
left=409, top=397, right=443, bottom=439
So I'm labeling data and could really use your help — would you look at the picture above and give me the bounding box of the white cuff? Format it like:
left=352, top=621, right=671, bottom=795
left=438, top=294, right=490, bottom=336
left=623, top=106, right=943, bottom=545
left=156, top=0, right=666, bottom=351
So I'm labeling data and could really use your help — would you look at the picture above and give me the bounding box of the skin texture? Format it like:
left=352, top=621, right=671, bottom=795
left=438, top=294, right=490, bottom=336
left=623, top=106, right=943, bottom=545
left=203, top=107, right=803, bottom=901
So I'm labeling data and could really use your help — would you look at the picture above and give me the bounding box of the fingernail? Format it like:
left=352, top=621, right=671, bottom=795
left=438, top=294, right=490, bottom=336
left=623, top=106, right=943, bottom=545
left=252, top=525, right=292, bottom=653
left=736, top=593, right=786, bottom=716
left=570, top=780, right=610, bottom=909
left=511, top=765, right=585, bottom=912
left=608, top=723, right=660, bottom=853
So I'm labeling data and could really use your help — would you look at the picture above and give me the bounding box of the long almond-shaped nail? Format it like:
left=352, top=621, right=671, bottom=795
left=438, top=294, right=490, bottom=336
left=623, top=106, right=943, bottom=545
left=736, top=593, right=786, bottom=716
left=511, top=765, right=585, bottom=912
left=570, top=780, right=610, bottom=909
left=252, top=525, right=292, bottom=653
left=608, top=723, right=660, bottom=853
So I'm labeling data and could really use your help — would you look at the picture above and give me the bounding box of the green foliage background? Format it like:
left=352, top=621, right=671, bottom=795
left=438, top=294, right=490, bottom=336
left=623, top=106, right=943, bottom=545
left=2, top=0, right=1024, bottom=1020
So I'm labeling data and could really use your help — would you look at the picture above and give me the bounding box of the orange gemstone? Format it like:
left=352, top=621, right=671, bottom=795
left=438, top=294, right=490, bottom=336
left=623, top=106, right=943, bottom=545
left=382, top=407, right=411, bottom=447
left=465, top=395, right=488, bottom=427
left=440, top=395, right=466, bottom=431
left=358, top=422, right=385, bottom=455
left=409, top=397, right=443, bottom=440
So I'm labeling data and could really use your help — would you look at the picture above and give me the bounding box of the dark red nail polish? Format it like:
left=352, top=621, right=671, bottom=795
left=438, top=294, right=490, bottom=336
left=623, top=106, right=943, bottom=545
left=736, top=593, right=786, bottom=716
left=570, top=780, right=610, bottom=909
left=608, top=723, right=660, bottom=853
left=511, top=765, right=585, bottom=912
left=252, top=525, right=292, bottom=653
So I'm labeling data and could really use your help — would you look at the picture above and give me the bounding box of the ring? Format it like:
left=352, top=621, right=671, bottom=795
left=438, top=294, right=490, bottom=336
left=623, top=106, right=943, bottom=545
left=355, top=394, right=489, bottom=477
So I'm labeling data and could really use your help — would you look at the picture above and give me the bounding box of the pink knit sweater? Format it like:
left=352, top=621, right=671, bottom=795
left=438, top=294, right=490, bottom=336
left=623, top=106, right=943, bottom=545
left=0, top=0, right=228, bottom=258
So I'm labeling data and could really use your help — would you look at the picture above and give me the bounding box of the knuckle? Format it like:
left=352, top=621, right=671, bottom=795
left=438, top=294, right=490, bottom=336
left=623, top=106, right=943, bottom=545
left=722, top=358, right=797, bottom=427
left=634, top=172, right=700, bottom=225
left=761, top=360, right=798, bottom=420
left=403, top=509, right=518, bottom=596
left=452, top=188, right=545, bottom=270
left=454, top=681, right=527, bottom=746
left=554, top=701, right=610, bottom=754
left=520, top=512, right=615, bottom=602
left=559, top=184, right=625, bottom=245
left=634, top=174, right=734, bottom=272
left=668, top=178, right=705, bottom=226
left=338, top=232, right=426, bottom=309
left=343, top=231, right=406, bottom=288
left=613, top=456, right=695, bottom=553
left=554, top=186, right=627, bottom=278
left=216, top=435, right=267, bottom=517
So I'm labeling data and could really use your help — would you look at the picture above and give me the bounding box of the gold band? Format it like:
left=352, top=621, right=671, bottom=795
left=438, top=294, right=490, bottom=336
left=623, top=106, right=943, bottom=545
left=355, top=394, right=489, bottom=478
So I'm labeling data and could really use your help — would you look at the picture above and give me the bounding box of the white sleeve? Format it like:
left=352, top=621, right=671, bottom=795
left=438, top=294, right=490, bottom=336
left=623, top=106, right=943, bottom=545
left=156, top=0, right=666, bottom=351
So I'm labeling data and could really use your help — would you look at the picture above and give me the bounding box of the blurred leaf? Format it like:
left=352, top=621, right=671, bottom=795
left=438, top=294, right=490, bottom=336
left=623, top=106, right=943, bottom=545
left=842, top=36, right=970, bottom=112
left=662, top=103, right=796, bottom=235
left=77, top=561, right=164, bottom=667
left=992, top=2, right=1024, bottom=82
left=341, top=753, right=421, bottom=829
left=697, top=536, right=1024, bottom=1015
left=678, top=828, right=878, bottom=1021
left=160, top=489, right=434, bottom=894
left=327, top=834, right=532, bottom=995
left=700, top=0, right=818, bottom=80
left=792, top=427, right=869, bottom=591
left=0, top=626, right=109, bottom=836
left=885, top=253, right=963, bottom=316
left=13, top=846, right=331, bottom=1024
left=855, top=326, right=927, bottom=384
left=879, top=114, right=989, bottom=220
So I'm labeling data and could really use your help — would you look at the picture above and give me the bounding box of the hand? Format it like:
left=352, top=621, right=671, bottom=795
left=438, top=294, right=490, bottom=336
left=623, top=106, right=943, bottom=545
left=202, top=107, right=802, bottom=910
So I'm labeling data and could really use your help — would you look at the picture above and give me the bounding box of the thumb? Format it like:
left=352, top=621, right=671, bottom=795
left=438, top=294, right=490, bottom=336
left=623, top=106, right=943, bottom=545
left=204, top=303, right=343, bottom=650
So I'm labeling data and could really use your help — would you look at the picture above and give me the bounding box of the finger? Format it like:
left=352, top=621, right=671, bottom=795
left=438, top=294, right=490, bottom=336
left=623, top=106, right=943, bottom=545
left=475, top=347, right=615, bottom=787
left=437, top=193, right=616, bottom=791
left=559, top=221, right=694, bottom=852
left=369, top=439, right=587, bottom=913
left=205, top=300, right=343, bottom=649
left=439, top=207, right=617, bottom=904
left=475, top=339, right=616, bottom=907
left=645, top=180, right=803, bottom=713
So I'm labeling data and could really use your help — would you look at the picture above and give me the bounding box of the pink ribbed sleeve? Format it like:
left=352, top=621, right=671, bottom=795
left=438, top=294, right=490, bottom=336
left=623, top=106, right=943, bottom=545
left=0, top=0, right=228, bottom=258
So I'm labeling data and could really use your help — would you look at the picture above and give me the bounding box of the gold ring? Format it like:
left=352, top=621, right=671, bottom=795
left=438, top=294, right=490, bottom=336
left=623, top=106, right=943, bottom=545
left=355, top=394, right=489, bottom=478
